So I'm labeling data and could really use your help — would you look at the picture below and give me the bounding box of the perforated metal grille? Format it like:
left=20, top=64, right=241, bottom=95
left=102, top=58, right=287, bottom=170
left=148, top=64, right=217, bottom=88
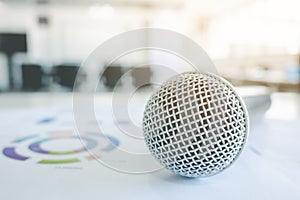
left=143, top=72, right=249, bottom=177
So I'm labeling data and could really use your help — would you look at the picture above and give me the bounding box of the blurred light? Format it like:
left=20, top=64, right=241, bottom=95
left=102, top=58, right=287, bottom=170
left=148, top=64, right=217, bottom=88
left=207, top=0, right=300, bottom=58
left=89, top=4, right=114, bottom=19
left=151, top=9, right=189, bottom=33
left=160, top=9, right=174, bottom=19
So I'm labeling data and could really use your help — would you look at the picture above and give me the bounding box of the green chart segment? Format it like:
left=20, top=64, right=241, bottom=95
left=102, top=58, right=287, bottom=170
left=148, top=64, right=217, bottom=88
left=38, top=158, right=80, bottom=164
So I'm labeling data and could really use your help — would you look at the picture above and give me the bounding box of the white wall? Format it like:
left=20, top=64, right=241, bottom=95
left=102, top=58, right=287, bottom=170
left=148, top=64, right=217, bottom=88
left=0, top=1, right=298, bottom=90
left=0, top=4, right=205, bottom=90
left=0, top=4, right=148, bottom=90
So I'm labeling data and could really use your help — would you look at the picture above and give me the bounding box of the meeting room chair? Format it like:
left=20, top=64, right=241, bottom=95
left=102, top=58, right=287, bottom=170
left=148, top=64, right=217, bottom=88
left=130, top=67, right=152, bottom=89
left=21, top=64, right=44, bottom=91
left=101, top=65, right=123, bottom=90
left=52, top=64, right=81, bottom=90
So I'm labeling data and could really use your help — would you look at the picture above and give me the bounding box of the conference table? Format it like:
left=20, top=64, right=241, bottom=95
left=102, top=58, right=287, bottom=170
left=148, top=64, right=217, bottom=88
left=0, top=91, right=299, bottom=200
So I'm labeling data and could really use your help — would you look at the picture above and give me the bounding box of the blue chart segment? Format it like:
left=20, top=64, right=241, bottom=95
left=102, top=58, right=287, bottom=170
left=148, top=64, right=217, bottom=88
left=37, top=117, right=55, bottom=124
left=2, top=130, right=119, bottom=164
left=12, top=134, right=39, bottom=143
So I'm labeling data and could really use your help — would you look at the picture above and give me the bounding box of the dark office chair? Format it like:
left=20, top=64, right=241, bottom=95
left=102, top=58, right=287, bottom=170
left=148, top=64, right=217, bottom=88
left=52, top=64, right=80, bottom=90
left=21, top=64, right=44, bottom=91
left=130, top=67, right=152, bottom=88
left=101, top=65, right=123, bottom=89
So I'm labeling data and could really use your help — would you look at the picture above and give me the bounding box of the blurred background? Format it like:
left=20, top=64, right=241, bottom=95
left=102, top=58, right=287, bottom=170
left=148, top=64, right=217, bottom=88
left=1, top=2, right=300, bottom=197
left=0, top=0, right=299, bottom=93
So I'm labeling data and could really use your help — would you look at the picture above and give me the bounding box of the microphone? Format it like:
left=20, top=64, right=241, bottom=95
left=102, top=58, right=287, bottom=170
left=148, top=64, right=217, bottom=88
left=143, top=72, right=249, bottom=177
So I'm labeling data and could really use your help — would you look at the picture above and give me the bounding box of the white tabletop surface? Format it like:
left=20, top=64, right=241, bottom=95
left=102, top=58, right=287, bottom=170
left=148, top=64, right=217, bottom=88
left=0, top=91, right=299, bottom=200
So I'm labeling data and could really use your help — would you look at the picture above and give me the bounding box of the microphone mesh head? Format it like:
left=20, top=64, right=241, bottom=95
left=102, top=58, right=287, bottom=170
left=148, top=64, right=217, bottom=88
left=143, top=72, right=249, bottom=177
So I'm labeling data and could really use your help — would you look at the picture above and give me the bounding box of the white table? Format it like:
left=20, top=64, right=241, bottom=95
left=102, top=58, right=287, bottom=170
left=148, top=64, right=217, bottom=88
left=0, top=92, right=299, bottom=200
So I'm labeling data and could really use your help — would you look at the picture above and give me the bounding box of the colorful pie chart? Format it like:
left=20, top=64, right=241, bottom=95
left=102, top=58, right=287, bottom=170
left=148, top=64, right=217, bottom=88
left=2, top=130, right=119, bottom=164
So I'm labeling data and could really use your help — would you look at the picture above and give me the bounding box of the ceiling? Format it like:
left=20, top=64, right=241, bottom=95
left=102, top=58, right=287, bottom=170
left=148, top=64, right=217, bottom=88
left=0, top=0, right=254, bottom=9
left=0, top=0, right=260, bottom=19
left=0, top=0, right=183, bottom=8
